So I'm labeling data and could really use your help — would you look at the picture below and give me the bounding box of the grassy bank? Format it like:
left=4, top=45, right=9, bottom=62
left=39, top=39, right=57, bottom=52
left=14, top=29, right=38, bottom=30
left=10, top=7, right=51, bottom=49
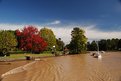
left=0, top=51, right=53, bottom=59
left=0, top=51, right=63, bottom=60
left=9, top=52, right=53, bottom=59
left=9, top=53, right=54, bottom=59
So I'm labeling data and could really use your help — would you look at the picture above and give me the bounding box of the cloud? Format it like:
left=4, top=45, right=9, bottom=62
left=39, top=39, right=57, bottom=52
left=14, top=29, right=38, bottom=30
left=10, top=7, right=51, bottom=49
left=85, top=25, right=121, bottom=41
left=0, top=23, right=24, bottom=30
left=0, top=23, right=43, bottom=30
left=47, top=20, right=61, bottom=25
left=51, top=27, right=72, bottom=44
left=49, top=25, right=121, bottom=44
left=0, top=23, right=121, bottom=44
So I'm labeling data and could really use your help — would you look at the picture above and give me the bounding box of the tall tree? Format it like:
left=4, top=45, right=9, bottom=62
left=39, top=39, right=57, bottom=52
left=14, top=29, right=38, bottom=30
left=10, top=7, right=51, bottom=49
left=118, top=39, right=121, bottom=50
left=39, top=27, right=57, bottom=50
left=106, top=39, right=112, bottom=51
left=0, top=30, right=17, bottom=55
left=56, top=38, right=64, bottom=51
left=90, top=41, right=97, bottom=51
left=87, top=42, right=91, bottom=51
left=0, top=30, right=17, bottom=49
left=16, top=26, right=47, bottom=53
left=69, top=27, right=87, bottom=54
left=99, top=40, right=107, bottom=51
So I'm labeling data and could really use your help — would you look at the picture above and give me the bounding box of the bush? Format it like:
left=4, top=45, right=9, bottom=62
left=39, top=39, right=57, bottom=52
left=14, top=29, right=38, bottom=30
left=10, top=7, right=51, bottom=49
left=0, top=48, right=10, bottom=56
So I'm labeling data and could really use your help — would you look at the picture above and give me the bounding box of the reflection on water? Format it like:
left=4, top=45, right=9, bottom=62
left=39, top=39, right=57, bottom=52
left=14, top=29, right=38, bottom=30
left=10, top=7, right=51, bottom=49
left=2, top=52, right=121, bottom=81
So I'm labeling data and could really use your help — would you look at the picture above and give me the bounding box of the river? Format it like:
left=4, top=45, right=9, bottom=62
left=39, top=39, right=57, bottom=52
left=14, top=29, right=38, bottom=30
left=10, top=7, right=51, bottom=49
left=2, top=52, right=121, bottom=81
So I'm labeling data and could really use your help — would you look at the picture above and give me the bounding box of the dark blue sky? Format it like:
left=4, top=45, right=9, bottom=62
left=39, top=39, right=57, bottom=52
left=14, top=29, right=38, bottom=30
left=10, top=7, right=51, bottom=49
left=0, top=0, right=121, bottom=31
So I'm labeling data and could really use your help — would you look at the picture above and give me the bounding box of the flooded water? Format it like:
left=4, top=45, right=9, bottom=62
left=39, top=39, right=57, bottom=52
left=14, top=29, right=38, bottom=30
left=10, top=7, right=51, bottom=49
left=2, top=52, right=121, bottom=81
left=0, top=61, right=30, bottom=77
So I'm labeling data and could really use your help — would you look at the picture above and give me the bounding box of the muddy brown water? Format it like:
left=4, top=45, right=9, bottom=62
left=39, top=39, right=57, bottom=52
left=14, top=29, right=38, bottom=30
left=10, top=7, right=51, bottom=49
left=1, top=52, right=121, bottom=81
left=0, top=61, right=31, bottom=77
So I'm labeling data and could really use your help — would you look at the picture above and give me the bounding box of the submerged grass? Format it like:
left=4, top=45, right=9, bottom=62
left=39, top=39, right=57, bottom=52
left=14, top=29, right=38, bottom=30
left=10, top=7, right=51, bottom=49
left=9, top=53, right=54, bottom=59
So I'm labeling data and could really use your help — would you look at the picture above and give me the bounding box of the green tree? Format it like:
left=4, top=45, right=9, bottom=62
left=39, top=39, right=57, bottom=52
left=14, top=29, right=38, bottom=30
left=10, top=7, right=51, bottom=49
left=118, top=39, right=121, bottom=50
left=99, top=39, right=107, bottom=51
left=40, top=27, right=57, bottom=50
left=106, top=39, right=112, bottom=51
left=90, top=41, right=97, bottom=51
left=87, top=42, right=91, bottom=51
left=87, top=38, right=121, bottom=51
left=0, top=30, right=17, bottom=55
left=56, top=38, right=64, bottom=51
left=111, top=38, right=119, bottom=50
left=69, top=27, right=87, bottom=54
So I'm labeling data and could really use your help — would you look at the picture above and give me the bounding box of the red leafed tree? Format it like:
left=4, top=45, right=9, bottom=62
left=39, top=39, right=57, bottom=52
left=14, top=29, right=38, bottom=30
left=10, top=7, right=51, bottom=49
left=16, top=26, right=47, bottom=53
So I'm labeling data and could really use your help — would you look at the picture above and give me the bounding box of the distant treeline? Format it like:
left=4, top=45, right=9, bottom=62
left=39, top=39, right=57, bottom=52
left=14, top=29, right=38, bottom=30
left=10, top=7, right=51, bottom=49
left=87, top=39, right=121, bottom=51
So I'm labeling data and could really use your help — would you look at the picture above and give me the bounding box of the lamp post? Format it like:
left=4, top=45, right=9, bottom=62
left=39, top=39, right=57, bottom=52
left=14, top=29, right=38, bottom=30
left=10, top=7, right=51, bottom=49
left=52, top=45, right=56, bottom=56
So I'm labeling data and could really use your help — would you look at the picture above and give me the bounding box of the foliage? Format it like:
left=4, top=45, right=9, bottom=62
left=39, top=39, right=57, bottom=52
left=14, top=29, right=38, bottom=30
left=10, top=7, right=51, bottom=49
left=87, top=38, right=121, bottom=51
left=0, top=30, right=17, bottom=50
left=68, top=27, right=87, bottom=54
left=39, top=27, right=57, bottom=50
left=118, top=39, right=121, bottom=50
left=0, top=30, right=17, bottom=56
left=16, top=26, right=47, bottom=53
left=56, top=38, right=64, bottom=51
left=87, top=41, right=97, bottom=51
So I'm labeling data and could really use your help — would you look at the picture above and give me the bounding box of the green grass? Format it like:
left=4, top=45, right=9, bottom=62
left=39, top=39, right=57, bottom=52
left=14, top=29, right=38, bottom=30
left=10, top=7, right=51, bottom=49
left=1, top=51, right=63, bottom=59
left=9, top=53, right=54, bottom=59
